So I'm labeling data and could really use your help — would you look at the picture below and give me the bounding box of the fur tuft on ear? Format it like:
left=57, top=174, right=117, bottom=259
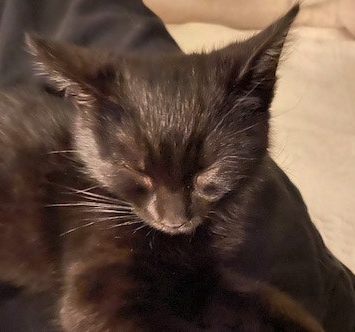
left=25, top=34, right=118, bottom=107
left=239, top=3, right=299, bottom=83
left=213, top=3, right=299, bottom=112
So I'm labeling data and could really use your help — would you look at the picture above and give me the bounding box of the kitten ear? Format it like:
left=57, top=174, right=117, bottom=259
left=26, top=35, right=117, bottom=107
left=239, top=4, right=299, bottom=81
left=216, top=4, right=299, bottom=108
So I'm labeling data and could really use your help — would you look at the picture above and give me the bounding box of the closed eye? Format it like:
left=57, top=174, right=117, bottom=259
left=128, top=181, right=150, bottom=198
left=194, top=169, right=229, bottom=202
left=115, top=167, right=153, bottom=202
left=195, top=182, right=220, bottom=201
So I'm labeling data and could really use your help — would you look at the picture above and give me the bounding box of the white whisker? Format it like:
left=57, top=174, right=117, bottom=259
left=60, top=221, right=97, bottom=236
left=73, top=190, right=126, bottom=205
left=106, top=220, right=142, bottom=229
left=45, top=202, right=131, bottom=211
left=69, top=194, right=117, bottom=205
left=133, top=223, right=149, bottom=233
left=81, top=215, right=139, bottom=222
left=147, top=229, right=157, bottom=249
left=60, top=217, right=141, bottom=236
left=50, top=183, right=127, bottom=206
left=222, top=155, right=258, bottom=161
left=47, top=150, right=79, bottom=154
left=97, top=209, right=131, bottom=214
left=234, top=122, right=263, bottom=136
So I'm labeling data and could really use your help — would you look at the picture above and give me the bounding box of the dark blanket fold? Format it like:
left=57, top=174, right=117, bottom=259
left=0, top=0, right=180, bottom=87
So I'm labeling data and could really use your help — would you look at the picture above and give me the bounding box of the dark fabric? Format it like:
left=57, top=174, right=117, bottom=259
left=0, top=289, right=60, bottom=332
left=0, top=0, right=180, bottom=87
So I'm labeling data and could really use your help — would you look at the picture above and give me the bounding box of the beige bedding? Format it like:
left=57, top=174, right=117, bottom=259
left=145, top=1, right=355, bottom=271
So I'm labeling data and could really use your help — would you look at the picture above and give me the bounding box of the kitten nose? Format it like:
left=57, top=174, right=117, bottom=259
left=157, top=188, right=189, bottom=227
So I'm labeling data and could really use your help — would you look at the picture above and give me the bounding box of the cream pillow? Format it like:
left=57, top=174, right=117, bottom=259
left=145, top=0, right=355, bottom=37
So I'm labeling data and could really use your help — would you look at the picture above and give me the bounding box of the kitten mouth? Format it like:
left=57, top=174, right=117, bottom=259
left=154, top=221, right=198, bottom=235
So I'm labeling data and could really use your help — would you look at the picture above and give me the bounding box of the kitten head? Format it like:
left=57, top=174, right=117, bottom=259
left=27, top=5, right=298, bottom=235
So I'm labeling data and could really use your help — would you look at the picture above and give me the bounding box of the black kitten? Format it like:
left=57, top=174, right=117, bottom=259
left=1, top=4, right=354, bottom=331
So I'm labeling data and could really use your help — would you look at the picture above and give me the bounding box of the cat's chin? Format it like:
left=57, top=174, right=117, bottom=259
left=150, top=220, right=201, bottom=235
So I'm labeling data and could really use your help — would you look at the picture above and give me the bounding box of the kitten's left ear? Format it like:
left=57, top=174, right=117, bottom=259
left=216, top=4, right=299, bottom=106
left=26, top=35, right=118, bottom=107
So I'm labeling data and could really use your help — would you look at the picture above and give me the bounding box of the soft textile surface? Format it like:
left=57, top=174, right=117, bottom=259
left=0, top=0, right=179, bottom=86
left=145, top=0, right=355, bottom=37
left=144, top=2, right=355, bottom=271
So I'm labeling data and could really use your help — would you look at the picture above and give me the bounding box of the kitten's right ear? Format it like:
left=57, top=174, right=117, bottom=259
left=26, top=34, right=117, bottom=107
left=211, top=4, right=299, bottom=113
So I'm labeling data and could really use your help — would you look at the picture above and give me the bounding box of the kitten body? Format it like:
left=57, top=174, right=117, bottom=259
left=0, top=4, right=354, bottom=331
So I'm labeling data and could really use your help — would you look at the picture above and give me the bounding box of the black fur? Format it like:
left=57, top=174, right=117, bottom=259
left=1, top=4, right=354, bottom=331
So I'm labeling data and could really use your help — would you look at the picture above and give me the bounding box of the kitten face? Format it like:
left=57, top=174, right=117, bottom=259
left=70, top=55, right=268, bottom=234
left=27, top=6, right=297, bottom=234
